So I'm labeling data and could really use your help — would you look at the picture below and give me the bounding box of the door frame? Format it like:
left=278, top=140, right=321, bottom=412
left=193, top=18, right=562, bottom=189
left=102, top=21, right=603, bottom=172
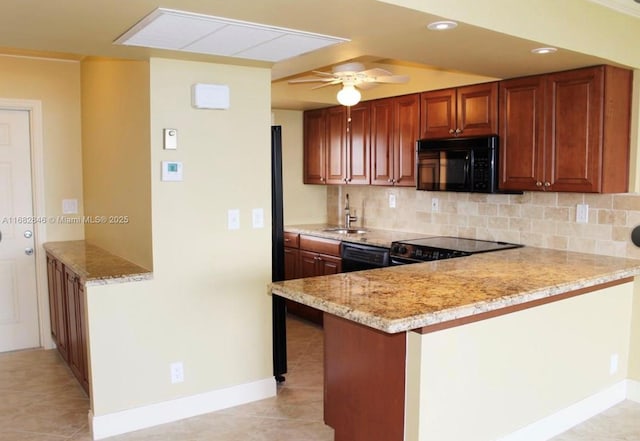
left=0, top=98, right=51, bottom=349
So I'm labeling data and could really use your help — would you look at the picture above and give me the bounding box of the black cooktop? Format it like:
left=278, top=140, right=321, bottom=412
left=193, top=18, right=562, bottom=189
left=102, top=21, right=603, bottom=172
left=395, top=236, right=523, bottom=254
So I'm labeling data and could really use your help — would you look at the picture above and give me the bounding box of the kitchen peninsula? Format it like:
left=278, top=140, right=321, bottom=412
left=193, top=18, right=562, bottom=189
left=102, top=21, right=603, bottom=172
left=270, top=244, right=640, bottom=441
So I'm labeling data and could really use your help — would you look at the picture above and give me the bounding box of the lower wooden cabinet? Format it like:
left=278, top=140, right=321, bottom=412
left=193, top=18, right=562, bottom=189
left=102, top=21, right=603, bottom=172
left=46, top=253, right=89, bottom=395
left=283, top=233, right=342, bottom=326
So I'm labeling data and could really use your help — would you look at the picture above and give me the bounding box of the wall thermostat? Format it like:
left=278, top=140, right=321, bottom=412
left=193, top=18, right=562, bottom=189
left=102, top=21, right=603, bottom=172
left=161, top=161, right=183, bottom=182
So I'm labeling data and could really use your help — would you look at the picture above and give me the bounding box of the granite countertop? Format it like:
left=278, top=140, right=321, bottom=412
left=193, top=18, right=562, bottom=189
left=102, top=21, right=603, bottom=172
left=284, top=223, right=429, bottom=248
left=270, top=246, right=640, bottom=333
left=44, top=241, right=152, bottom=286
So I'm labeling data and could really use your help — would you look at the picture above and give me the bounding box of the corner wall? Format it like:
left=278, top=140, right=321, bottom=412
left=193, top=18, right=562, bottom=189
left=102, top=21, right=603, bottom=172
left=0, top=54, right=84, bottom=241
left=271, top=109, right=327, bottom=224
left=81, top=58, right=152, bottom=269
left=86, top=58, right=274, bottom=430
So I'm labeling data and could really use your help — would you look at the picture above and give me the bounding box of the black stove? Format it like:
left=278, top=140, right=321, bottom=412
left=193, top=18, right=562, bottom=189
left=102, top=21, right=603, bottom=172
left=390, top=236, right=523, bottom=264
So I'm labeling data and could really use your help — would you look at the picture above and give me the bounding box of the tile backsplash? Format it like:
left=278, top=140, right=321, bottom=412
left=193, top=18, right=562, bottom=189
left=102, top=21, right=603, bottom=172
left=327, top=186, right=640, bottom=259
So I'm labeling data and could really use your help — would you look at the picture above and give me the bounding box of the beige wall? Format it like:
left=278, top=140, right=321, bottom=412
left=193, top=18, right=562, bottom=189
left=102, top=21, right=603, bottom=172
left=86, top=58, right=273, bottom=416
left=271, top=109, right=327, bottom=224
left=631, top=282, right=640, bottom=382
left=405, top=282, right=634, bottom=441
left=328, top=187, right=640, bottom=259
left=0, top=55, right=84, bottom=241
left=81, top=58, right=152, bottom=269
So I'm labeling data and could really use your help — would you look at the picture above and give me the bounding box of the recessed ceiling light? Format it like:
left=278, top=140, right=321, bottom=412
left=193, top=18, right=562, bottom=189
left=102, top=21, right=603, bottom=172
left=531, top=47, right=558, bottom=55
left=427, top=20, right=458, bottom=31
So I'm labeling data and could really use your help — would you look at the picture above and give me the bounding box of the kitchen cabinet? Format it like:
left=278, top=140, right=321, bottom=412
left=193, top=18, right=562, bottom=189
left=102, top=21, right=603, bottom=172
left=46, top=253, right=68, bottom=361
left=420, top=82, right=497, bottom=139
left=283, top=233, right=342, bottom=325
left=283, top=232, right=300, bottom=280
left=46, top=253, right=89, bottom=395
left=304, top=103, right=370, bottom=185
left=371, top=93, right=419, bottom=186
left=499, top=65, right=631, bottom=193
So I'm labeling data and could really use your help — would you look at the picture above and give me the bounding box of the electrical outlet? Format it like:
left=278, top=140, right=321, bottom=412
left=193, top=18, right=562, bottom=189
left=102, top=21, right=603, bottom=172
left=170, top=361, right=184, bottom=383
left=576, top=203, right=589, bottom=223
left=252, top=208, right=264, bottom=228
left=431, top=198, right=439, bottom=212
left=389, top=194, right=396, bottom=208
left=609, top=353, right=619, bottom=375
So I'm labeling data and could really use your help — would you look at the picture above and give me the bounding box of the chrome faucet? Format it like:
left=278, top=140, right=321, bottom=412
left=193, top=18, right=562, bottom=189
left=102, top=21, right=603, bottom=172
left=344, top=193, right=357, bottom=229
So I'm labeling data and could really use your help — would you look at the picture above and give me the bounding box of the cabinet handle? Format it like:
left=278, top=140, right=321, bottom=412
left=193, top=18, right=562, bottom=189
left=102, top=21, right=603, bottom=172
left=544, top=182, right=551, bottom=187
left=455, top=128, right=462, bottom=134
left=536, top=181, right=543, bottom=187
left=449, top=129, right=455, bottom=134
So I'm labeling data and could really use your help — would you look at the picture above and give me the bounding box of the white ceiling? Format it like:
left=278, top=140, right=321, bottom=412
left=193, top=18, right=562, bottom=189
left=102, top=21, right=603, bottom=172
left=0, top=0, right=637, bottom=110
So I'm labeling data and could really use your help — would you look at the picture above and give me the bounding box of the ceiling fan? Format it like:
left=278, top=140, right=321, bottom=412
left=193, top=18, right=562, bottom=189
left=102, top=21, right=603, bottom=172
left=288, top=62, right=410, bottom=106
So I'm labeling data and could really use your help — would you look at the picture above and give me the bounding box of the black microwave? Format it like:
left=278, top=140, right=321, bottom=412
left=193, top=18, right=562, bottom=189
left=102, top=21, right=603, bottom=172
left=416, top=135, right=499, bottom=193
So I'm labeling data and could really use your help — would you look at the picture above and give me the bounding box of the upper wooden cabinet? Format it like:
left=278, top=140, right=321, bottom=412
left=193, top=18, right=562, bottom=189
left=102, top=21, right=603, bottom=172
left=304, top=103, right=370, bottom=185
left=371, top=94, right=420, bottom=187
left=499, top=65, right=632, bottom=193
left=420, top=82, right=498, bottom=139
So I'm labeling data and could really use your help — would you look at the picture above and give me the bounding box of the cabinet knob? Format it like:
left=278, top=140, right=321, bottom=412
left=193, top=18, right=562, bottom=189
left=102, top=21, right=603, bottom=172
left=536, top=181, right=543, bottom=187
left=544, top=181, right=551, bottom=187
left=455, top=128, right=462, bottom=134
left=449, top=129, right=455, bottom=134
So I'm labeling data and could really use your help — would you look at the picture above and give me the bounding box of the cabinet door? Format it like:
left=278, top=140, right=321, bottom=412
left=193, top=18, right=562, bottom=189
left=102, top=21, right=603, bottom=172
left=46, top=254, right=59, bottom=342
left=456, top=82, right=498, bottom=137
left=393, top=94, right=419, bottom=187
left=545, top=67, right=603, bottom=192
left=318, top=254, right=342, bottom=275
left=420, top=88, right=456, bottom=139
left=346, top=102, right=370, bottom=185
left=65, top=267, right=84, bottom=386
left=370, top=97, right=395, bottom=185
left=53, top=259, right=68, bottom=361
left=499, top=76, right=546, bottom=191
left=325, top=106, right=347, bottom=184
left=299, top=250, right=320, bottom=278
left=303, top=109, right=326, bottom=184
left=77, top=282, right=89, bottom=394
left=284, top=247, right=300, bottom=280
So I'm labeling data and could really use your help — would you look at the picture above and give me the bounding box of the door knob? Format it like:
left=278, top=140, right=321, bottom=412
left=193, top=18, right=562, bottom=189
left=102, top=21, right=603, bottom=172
left=24, top=230, right=33, bottom=239
left=25, top=247, right=34, bottom=256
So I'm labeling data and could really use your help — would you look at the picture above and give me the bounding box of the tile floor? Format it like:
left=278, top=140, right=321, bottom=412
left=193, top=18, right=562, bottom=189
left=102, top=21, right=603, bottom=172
left=0, top=315, right=638, bottom=440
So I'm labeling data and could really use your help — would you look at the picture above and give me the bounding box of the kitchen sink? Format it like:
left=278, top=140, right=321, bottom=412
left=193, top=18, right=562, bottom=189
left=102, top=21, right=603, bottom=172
left=323, top=227, right=368, bottom=234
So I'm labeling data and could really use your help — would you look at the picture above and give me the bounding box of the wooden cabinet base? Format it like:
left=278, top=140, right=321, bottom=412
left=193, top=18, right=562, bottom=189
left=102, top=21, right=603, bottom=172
left=323, top=313, right=406, bottom=441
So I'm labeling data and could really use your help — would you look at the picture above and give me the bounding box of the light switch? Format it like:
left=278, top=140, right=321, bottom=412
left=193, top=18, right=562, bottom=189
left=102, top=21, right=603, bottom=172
left=163, top=129, right=178, bottom=150
left=228, top=209, right=240, bottom=230
left=62, top=199, right=78, bottom=214
left=252, top=208, right=264, bottom=229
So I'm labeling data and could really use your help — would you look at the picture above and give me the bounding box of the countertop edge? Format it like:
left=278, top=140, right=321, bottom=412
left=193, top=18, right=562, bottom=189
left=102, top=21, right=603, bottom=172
left=270, top=268, right=640, bottom=334
left=44, top=240, right=153, bottom=284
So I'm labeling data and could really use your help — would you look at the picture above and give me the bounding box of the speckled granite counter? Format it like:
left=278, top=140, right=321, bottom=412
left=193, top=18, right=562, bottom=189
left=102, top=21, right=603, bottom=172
left=270, top=246, right=640, bottom=333
left=44, top=241, right=152, bottom=286
left=284, top=223, right=429, bottom=248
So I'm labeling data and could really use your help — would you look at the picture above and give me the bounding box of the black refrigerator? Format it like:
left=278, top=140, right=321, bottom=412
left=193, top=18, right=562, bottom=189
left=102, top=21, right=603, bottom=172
left=271, top=125, right=287, bottom=382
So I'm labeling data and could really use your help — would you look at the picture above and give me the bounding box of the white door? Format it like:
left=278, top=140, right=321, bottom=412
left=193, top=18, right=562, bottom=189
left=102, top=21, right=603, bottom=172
left=0, top=109, right=39, bottom=352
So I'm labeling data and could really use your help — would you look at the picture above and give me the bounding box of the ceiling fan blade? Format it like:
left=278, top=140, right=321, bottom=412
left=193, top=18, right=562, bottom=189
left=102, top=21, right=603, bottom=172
left=288, top=78, right=335, bottom=84
left=371, top=75, right=410, bottom=84
left=357, top=82, right=378, bottom=90
left=311, top=79, right=342, bottom=89
left=359, top=67, right=393, bottom=77
left=311, top=70, right=337, bottom=77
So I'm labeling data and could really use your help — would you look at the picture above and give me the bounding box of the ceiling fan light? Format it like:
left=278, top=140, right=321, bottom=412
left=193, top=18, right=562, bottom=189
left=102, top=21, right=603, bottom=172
left=337, top=84, right=361, bottom=106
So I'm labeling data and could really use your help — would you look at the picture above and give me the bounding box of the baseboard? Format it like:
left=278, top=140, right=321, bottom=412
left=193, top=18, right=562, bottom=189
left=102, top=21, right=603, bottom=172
left=495, top=381, right=627, bottom=441
left=90, top=377, right=276, bottom=440
left=627, top=379, right=640, bottom=403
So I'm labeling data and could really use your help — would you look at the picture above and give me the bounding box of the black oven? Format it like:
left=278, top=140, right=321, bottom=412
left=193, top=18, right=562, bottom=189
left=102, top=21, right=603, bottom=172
left=417, top=135, right=499, bottom=193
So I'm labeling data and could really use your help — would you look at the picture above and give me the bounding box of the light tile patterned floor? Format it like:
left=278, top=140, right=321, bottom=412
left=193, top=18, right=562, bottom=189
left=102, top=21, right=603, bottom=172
left=0, top=315, right=638, bottom=440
